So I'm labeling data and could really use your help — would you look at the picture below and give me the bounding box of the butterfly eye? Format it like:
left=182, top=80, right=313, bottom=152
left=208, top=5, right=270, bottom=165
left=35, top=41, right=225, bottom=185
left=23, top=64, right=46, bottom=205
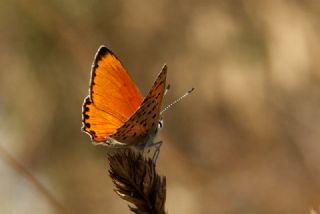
left=158, top=119, right=163, bottom=129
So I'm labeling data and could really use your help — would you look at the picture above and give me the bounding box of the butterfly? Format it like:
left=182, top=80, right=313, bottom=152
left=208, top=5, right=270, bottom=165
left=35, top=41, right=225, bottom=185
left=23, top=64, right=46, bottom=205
left=82, top=46, right=167, bottom=152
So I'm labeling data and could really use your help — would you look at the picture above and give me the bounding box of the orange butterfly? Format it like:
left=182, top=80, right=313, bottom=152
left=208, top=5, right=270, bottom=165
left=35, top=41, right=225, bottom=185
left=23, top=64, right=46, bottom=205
left=82, top=46, right=167, bottom=151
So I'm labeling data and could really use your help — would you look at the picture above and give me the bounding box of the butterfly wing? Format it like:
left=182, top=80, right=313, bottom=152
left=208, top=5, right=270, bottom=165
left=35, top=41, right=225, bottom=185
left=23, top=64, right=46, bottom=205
left=110, top=98, right=159, bottom=147
left=82, top=46, right=143, bottom=142
left=109, top=66, right=167, bottom=147
left=143, top=65, right=167, bottom=112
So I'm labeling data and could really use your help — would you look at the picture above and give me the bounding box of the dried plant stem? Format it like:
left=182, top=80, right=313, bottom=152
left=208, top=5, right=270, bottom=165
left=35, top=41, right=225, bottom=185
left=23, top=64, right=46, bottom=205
left=0, top=145, right=71, bottom=214
left=108, top=149, right=167, bottom=214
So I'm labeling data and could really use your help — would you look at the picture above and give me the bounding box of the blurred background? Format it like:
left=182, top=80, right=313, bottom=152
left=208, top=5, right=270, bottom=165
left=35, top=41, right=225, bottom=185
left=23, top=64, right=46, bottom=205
left=1, top=0, right=320, bottom=213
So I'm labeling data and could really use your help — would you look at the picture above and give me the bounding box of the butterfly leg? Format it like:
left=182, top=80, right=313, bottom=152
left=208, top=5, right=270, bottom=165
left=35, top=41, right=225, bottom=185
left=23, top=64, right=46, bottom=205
left=151, top=141, right=163, bottom=163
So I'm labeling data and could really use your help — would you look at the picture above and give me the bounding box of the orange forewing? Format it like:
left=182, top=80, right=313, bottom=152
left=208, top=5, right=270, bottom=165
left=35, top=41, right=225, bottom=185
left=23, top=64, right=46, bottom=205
left=82, top=46, right=143, bottom=142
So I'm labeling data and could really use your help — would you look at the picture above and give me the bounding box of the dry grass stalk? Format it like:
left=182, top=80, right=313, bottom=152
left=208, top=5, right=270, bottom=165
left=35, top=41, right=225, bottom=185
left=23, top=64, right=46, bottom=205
left=108, top=149, right=167, bottom=214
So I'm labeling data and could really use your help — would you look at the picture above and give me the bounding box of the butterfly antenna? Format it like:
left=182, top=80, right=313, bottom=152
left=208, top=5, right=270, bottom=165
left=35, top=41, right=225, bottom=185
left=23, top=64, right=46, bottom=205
left=161, top=87, right=194, bottom=114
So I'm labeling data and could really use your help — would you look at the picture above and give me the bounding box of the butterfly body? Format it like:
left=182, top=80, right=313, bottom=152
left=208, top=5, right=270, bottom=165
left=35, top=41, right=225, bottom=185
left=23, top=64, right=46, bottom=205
left=82, top=46, right=167, bottom=150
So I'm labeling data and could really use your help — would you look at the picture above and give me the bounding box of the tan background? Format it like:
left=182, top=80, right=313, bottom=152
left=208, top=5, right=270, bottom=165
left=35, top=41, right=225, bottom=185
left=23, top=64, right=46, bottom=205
left=1, top=0, right=320, bottom=213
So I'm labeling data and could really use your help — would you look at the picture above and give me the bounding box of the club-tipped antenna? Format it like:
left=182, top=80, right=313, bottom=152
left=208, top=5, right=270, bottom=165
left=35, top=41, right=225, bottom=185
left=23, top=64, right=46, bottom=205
left=161, top=87, right=194, bottom=115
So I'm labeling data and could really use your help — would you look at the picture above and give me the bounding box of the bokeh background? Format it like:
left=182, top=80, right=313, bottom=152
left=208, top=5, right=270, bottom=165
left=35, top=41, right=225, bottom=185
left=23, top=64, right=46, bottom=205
left=1, top=0, right=320, bottom=213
